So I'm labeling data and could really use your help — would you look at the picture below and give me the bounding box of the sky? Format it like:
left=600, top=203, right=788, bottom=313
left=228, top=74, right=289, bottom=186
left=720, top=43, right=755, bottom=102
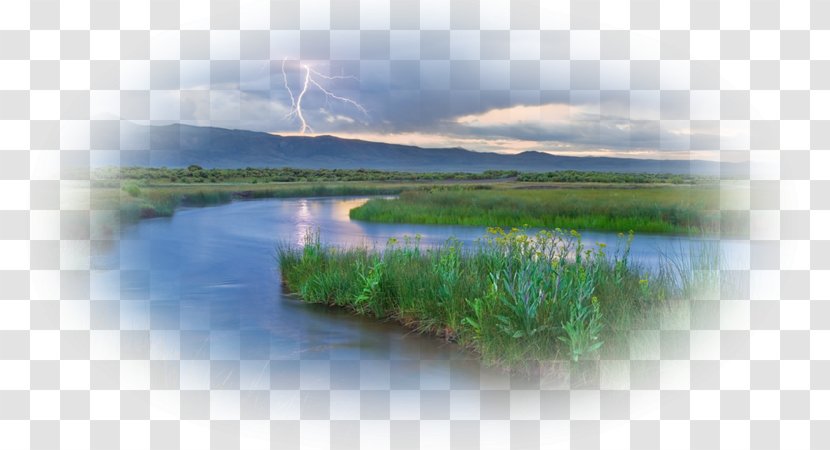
left=135, top=2, right=750, bottom=161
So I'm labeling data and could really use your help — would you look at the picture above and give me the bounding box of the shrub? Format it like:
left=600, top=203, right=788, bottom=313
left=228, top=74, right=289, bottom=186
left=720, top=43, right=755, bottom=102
left=122, top=181, right=142, bottom=197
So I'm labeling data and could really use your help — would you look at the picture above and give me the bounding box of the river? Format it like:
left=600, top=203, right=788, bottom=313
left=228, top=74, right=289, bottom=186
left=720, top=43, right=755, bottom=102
left=95, top=196, right=748, bottom=394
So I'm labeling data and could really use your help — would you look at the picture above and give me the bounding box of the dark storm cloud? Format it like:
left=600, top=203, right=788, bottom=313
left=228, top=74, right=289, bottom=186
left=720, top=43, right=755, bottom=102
left=174, top=28, right=718, bottom=155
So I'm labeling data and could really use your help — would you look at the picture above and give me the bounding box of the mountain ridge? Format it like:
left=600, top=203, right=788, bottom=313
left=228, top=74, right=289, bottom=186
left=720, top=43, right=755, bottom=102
left=112, top=123, right=741, bottom=176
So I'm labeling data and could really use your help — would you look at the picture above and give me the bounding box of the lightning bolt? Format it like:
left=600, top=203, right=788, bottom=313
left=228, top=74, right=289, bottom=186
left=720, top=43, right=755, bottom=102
left=295, top=65, right=313, bottom=134
left=280, top=59, right=368, bottom=134
left=307, top=77, right=369, bottom=117
left=281, top=58, right=297, bottom=116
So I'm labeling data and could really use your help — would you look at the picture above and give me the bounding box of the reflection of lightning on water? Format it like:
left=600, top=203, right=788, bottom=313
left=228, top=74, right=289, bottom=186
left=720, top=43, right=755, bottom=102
left=294, top=198, right=312, bottom=246
left=281, top=59, right=368, bottom=134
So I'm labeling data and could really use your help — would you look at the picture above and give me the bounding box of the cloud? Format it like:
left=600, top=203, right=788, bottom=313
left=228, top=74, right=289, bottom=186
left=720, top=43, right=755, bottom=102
left=443, top=102, right=695, bottom=153
left=455, top=104, right=573, bottom=127
left=170, top=34, right=719, bottom=160
left=324, top=112, right=356, bottom=124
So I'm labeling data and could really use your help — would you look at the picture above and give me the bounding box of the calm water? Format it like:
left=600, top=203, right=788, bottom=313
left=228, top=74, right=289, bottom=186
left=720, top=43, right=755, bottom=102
left=98, top=196, right=747, bottom=388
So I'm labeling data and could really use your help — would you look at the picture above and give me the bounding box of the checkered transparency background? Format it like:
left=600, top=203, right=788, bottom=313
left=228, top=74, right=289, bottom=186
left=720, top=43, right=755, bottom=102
left=1, top=0, right=828, bottom=448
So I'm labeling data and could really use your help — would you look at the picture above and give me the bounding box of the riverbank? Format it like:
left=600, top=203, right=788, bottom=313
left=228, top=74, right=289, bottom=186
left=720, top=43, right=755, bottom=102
left=94, top=168, right=745, bottom=238
left=93, top=180, right=433, bottom=223
left=350, top=184, right=731, bottom=235
left=278, top=228, right=718, bottom=369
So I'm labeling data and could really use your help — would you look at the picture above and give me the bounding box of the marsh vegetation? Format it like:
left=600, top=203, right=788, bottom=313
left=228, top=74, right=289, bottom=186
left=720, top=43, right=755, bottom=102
left=96, top=167, right=740, bottom=236
left=278, top=228, right=720, bottom=369
left=350, top=185, right=729, bottom=235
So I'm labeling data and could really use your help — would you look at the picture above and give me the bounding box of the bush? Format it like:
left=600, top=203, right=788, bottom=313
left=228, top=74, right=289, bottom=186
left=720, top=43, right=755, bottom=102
left=122, top=181, right=142, bottom=197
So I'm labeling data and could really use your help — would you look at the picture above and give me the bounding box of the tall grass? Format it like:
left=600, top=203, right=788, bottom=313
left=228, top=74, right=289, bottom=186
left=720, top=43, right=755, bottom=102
left=349, top=186, right=729, bottom=235
left=279, top=228, right=716, bottom=369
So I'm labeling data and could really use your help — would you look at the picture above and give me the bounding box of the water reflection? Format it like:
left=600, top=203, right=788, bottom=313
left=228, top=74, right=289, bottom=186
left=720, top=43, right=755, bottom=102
left=293, top=198, right=312, bottom=245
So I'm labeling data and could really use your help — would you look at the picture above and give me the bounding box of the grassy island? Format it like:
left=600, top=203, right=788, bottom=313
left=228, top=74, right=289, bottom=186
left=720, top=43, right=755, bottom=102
left=350, top=184, right=724, bottom=235
left=278, top=228, right=718, bottom=368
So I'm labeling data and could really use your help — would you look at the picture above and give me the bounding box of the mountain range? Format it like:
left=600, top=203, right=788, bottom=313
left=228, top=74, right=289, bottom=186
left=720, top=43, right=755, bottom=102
left=113, top=123, right=740, bottom=176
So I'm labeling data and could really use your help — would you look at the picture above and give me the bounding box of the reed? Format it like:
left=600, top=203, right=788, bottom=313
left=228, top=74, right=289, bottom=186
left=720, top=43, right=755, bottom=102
left=278, top=228, right=716, bottom=369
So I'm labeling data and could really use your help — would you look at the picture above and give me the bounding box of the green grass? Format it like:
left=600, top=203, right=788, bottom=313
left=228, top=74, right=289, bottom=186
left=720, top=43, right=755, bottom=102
left=279, top=228, right=719, bottom=370
left=350, top=185, right=732, bottom=235
left=94, top=167, right=743, bottom=237
left=94, top=179, right=745, bottom=239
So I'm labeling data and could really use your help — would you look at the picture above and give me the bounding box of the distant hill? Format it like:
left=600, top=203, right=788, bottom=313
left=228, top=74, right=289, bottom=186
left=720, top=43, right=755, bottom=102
left=110, top=123, right=741, bottom=176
